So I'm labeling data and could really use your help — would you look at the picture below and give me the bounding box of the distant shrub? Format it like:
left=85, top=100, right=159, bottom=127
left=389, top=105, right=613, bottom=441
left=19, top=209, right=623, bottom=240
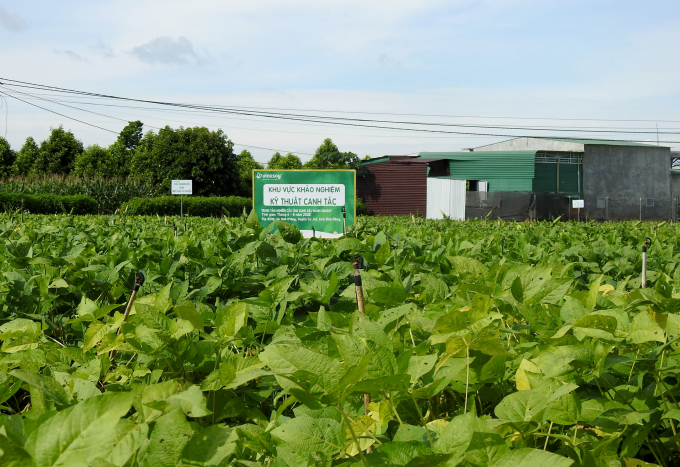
left=0, top=193, right=98, bottom=215
left=0, top=175, right=155, bottom=214
left=357, top=197, right=371, bottom=216
left=125, top=196, right=252, bottom=217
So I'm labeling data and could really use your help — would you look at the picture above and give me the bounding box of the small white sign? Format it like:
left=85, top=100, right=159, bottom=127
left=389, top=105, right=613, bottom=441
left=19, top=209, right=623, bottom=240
left=172, top=180, right=192, bottom=195
left=572, top=199, right=584, bottom=209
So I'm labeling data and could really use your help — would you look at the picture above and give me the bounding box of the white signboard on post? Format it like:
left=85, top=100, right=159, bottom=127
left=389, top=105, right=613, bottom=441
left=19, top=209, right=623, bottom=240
left=572, top=199, right=584, bottom=209
left=172, top=180, right=192, bottom=220
left=172, top=180, right=192, bottom=195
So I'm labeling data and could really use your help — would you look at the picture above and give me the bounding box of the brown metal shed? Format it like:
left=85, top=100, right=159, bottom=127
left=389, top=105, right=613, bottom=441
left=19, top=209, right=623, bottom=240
left=357, top=156, right=448, bottom=216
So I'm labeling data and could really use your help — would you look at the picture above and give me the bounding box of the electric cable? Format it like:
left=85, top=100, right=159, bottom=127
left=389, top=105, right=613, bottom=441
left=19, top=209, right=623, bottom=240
left=1, top=78, right=678, bottom=139
left=2, top=77, right=680, bottom=124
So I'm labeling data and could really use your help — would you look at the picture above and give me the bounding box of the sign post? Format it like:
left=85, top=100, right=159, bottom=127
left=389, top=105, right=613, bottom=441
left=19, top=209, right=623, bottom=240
left=252, top=170, right=356, bottom=238
left=171, top=180, right=192, bottom=219
left=572, top=199, right=584, bottom=221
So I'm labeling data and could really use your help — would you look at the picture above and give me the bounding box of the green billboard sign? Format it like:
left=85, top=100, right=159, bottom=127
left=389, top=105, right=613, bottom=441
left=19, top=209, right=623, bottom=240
left=252, top=170, right=356, bottom=238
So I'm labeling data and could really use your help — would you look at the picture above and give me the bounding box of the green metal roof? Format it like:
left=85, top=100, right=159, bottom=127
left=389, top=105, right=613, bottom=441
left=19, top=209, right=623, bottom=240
left=417, top=151, right=537, bottom=181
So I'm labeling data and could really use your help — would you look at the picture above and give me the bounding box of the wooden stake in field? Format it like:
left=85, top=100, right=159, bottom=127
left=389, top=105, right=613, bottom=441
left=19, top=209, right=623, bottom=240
left=641, top=237, right=651, bottom=288
left=109, top=271, right=146, bottom=361
left=342, top=207, right=347, bottom=236
left=352, top=254, right=373, bottom=453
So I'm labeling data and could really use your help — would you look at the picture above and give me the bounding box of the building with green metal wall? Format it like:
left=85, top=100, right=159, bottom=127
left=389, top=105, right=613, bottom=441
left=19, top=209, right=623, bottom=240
left=418, top=149, right=583, bottom=196
left=418, top=137, right=672, bottom=220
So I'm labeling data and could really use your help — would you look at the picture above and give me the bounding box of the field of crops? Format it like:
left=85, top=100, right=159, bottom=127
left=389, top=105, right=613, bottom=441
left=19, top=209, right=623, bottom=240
left=1, top=213, right=679, bottom=467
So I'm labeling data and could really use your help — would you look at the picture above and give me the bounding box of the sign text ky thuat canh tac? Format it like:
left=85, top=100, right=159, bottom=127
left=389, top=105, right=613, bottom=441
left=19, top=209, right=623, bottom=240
left=252, top=170, right=356, bottom=238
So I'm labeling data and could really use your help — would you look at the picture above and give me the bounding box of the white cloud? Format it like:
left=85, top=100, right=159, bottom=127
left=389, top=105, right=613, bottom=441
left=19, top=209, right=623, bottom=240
left=90, top=40, right=115, bottom=58
left=54, top=49, right=90, bottom=63
left=0, top=7, right=28, bottom=32
left=378, top=54, right=400, bottom=68
left=131, top=36, right=205, bottom=65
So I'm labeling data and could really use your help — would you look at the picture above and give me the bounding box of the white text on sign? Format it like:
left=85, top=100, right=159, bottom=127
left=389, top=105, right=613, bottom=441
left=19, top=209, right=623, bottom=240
left=263, top=184, right=345, bottom=207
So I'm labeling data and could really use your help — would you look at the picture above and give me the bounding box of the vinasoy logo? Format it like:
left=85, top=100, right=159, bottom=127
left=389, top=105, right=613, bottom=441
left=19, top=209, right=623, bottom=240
left=256, top=172, right=282, bottom=180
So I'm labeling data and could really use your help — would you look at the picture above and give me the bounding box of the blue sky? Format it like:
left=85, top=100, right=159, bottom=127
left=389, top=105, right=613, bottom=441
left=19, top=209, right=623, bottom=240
left=1, top=0, right=680, bottom=162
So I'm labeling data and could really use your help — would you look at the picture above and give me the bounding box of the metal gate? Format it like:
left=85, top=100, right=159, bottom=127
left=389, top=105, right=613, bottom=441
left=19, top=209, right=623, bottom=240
left=426, top=178, right=465, bottom=220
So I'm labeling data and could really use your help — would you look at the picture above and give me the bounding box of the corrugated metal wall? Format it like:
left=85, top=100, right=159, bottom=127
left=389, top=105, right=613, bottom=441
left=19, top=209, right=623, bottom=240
left=419, top=151, right=537, bottom=192
left=426, top=179, right=466, bottom=220
left=357, top=158, right=428, bottom=215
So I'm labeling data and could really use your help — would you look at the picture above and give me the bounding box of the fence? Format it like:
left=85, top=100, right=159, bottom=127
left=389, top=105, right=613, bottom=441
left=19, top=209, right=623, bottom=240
left=465, top=191, right=534, bottom=221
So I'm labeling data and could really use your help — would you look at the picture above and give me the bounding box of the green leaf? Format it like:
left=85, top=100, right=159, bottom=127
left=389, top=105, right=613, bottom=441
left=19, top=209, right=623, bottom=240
left=271, top=417, right=342, bottom=456
left=489, top=448, right=574, bottom=467
left=164, top=385, right=211, bottom=418
left=135, top=303, right=172, bottom=333
left=181, top=425, right=235, bottom=466
left=246, top=209, right=261, bottom=231
left=215, top=302, right=248, bottom=341
left=0, top=434, right=36, bottom=467
left=83, top=321, right=108, bottom=352
left=145, top=410, right=194, bottom=467
left=407, top=355, right=437, bottom=383
left=375, top=241, right=391, bottom=266
left=174, top=304, right=204, bottom=330
left=24, top=391, right=134, bottom=467
left=494, top=388, right=549, bottom=423
left=10, top=370, right=71, bottom=407
left=350, top=374, right=411, bottom=394
left=511, top=276, right=524, bottom=302
left=48, top=278, right=68, bottom=289
left=155, top=283, right=173, bottom=313
left=369, top=286, right=408, bottom=307
left=101, top=420, right=148, bottom=467
left=376, top=304, right=413, bottom=328
left=275, top=221, right=302, bottom=244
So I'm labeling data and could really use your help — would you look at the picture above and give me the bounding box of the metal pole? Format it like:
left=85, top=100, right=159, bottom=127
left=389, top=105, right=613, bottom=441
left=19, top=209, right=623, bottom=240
left=181, top=194, right=183, bottom=220
left=639, top=198, right=642, bottom=221
left=672, top=191, right=674, bottom=222
left=342, top=206, right=347, bottom=235
left=352, top=254, right=372, bottom=454
left=642, top=244, right=647, bottom=288
left=606, top=197, right=609, bottom=221
left=568, top=196, right=571, bottom=221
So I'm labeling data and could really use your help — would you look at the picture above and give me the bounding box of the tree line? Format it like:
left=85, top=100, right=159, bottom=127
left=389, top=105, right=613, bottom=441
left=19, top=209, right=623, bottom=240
left=0, top=122, right=366, bottom=197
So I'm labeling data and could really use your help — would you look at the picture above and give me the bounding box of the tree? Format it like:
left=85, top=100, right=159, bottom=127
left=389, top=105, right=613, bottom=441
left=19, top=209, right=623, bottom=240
left=304, top=138, right=366, bottom=175
left=31, top=126, right=83, bottom=175
left=236, top=150, right=263, bottom=196
left=12, top=137, right=40, bottom=176
left=130, top=126, right=239, bottom=196
left=72, top=144, right=111, bottom=178
left=0, top=137, right=15, bottom=179
left=268, top=152, right=303, bottom=170
left=117, top=121, right=144, bottom=150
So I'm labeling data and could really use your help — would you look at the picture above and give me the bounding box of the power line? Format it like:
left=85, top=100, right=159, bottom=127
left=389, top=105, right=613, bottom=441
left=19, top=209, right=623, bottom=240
left=2, top=77, right=679, bottom=124
left=2, top=78, right=679, bottom=141
left=3, top=77, right=680, bottom=144
left=0, top=87, right=312, bottom=160
left=13, top=92, right=680, bottom=132
left=0, top=89, right=118, bottom=134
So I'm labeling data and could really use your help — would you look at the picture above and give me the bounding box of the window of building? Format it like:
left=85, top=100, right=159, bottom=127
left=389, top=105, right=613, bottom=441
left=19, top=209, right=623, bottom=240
left=647, top=198, right=655, bottom=207
left=597, top=198, right=606, bottom=209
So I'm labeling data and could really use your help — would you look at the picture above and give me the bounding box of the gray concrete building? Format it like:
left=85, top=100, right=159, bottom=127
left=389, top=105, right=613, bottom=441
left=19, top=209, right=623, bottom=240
left=469, top=137, right=673, bottom=221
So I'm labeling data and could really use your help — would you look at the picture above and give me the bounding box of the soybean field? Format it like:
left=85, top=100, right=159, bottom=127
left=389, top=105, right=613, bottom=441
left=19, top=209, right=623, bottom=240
left=1, top=213, right=679, bottom=467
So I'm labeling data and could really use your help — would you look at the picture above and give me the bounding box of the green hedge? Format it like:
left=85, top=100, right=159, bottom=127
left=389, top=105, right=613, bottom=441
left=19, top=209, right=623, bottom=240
left=125, top=196, right=252, bottom=217
left=0, top=193, right=99, bottom=215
